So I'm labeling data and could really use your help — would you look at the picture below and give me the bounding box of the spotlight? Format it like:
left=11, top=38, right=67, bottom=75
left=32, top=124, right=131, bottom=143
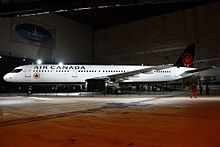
left=58, top=62, right=63, bottom=66
left=37, top=59, right=42, bottom=65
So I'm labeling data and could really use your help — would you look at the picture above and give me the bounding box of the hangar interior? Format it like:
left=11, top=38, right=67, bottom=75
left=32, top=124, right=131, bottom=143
left=0, top=0, right=220, bottom=94
left=1, top=1, right=220, bottom=146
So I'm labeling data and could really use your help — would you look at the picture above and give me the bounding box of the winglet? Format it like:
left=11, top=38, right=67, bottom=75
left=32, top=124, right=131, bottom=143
left=175, top=43, right=196, bottom=68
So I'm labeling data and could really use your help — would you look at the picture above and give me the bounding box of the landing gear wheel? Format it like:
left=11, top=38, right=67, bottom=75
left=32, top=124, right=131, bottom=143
left=115, top=89, right=122, bottom=95
left=28, top=85, right=32, bottom=94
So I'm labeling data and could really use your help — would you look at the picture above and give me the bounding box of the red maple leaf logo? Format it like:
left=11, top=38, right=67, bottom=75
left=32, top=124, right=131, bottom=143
left=33, top=73, right=40, bottom=79
left=182, top=53, right=193, bottom=67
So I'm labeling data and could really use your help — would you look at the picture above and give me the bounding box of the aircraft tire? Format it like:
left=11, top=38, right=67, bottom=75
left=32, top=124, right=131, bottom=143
left=115, top=89, right=122, bottom=95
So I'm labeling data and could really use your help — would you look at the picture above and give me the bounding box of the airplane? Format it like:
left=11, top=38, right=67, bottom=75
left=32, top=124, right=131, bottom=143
left=3, top=43, right=206, bottom=93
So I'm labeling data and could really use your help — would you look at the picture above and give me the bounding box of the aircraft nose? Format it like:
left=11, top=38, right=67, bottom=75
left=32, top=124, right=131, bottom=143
left=3, top=74, right=12, bottom=82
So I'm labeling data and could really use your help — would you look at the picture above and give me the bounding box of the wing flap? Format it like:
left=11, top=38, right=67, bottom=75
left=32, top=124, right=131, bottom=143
left=108, top=64, right=173, bottom=80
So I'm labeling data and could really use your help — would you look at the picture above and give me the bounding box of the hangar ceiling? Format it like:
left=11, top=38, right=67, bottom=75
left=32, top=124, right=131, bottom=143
left=0, top=0, right=218, bottom=30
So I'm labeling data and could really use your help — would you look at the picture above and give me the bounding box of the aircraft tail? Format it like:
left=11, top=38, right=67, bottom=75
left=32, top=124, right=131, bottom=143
left=174, top=43, right=196, bottom=67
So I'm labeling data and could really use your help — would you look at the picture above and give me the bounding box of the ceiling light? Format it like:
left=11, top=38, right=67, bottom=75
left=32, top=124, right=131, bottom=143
left=37, top=59, right=42, bottom=65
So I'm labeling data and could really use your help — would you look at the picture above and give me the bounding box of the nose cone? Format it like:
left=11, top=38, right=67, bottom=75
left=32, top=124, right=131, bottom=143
left=3, top=74, right=11, bottom=82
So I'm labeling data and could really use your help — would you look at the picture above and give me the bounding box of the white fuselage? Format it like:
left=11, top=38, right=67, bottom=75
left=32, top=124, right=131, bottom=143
left=3, top=64, right=196, bottom=83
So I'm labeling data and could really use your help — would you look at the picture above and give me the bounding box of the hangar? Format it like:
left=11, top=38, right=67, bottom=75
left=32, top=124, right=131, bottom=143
left=0, top=0, right=220, bottom=146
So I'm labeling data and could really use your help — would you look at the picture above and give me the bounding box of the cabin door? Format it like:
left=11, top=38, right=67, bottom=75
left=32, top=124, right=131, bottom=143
left=25, top=67, right=31, bottom=77
left=72, top=70, right=78, bottom=77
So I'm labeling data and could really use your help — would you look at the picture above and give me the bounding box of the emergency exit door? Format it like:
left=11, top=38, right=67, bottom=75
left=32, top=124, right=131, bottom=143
left=72, top=70, right=78, bottom=77
left=25, top=67, right=31, bottom=77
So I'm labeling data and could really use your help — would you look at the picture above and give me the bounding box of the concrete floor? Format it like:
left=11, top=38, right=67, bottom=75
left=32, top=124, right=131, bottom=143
left=0, top=94, right=220, bottom=146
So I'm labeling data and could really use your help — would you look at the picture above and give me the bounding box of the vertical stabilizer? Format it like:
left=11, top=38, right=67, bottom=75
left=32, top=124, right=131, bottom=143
left=175, top=43, right=196, bottom=67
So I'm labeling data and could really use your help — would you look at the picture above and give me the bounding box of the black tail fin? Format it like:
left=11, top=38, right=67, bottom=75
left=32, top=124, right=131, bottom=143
left=175, top=43, right=196, bottom=67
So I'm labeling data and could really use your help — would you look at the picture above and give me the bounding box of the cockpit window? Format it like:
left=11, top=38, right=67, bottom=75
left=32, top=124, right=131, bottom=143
left=11, top=69, right=22, bottom=73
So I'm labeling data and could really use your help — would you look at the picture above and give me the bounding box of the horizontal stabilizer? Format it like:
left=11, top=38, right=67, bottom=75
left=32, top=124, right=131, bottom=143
left=179, top=66, right=216, bottom=77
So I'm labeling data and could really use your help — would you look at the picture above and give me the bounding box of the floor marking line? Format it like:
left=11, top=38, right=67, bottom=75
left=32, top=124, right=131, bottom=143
left=130, top=97, right=161, bottom=104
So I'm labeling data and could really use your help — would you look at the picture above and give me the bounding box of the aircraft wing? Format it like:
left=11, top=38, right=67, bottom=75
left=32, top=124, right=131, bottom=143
left=92, top=64, right=173, bottom=81
left=179, top=66, right=216, bottom=77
